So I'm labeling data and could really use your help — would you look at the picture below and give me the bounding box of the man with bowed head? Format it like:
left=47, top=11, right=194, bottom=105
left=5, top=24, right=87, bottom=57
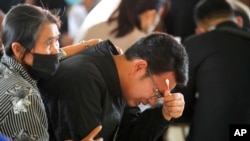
left=38, top=32, right=189, bottom=141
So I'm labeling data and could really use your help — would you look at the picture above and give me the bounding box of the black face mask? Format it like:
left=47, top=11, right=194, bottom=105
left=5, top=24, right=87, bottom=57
left=25, top=53, right=59, bottom=80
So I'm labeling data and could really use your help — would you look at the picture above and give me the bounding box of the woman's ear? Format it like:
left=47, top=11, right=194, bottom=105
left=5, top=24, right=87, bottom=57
left=11, top=42, right=25, bottom=61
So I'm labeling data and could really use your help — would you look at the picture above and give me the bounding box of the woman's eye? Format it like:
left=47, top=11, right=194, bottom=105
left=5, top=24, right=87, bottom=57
left=47, top=40, right=52, bottom=46
left=56, top=36, right=60, bottom=42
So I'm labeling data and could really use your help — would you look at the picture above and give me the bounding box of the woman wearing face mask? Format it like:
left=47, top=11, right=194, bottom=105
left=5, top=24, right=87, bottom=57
left=75, top=0, right=169, bottom=52
left=0, top=4, right=103, bottom=141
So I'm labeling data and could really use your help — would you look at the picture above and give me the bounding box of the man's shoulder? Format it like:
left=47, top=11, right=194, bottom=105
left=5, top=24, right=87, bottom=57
left=182, top=33, right=211, bottom=49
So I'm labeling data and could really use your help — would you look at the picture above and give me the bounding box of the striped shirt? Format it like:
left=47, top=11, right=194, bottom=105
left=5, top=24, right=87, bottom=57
left=0, top=54, right=49, bottom=141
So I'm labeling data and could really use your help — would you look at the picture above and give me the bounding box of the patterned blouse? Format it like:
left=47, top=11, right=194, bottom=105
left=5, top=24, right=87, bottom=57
left=0, top=54, right=49, bottom=141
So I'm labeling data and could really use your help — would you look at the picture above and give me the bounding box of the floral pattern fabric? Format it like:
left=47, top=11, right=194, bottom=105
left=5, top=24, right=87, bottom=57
left=0, top=55, right=49, bottom=141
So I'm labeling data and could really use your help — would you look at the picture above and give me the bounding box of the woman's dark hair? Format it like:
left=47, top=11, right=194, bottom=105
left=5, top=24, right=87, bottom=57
left=1, top=4, right=61, bottom=56
left=125, top=32, right=189, bottom=86
left=108, top=0, right=167, bottom=38
left=20, top=0, right=67, bottom=10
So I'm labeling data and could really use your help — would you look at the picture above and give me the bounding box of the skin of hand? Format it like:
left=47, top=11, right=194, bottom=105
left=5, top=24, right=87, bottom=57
left=161, top=90, right=185, bottom=121
left=61, top=38, right=102, bottom=57
left=83, top=39, right=103, bottom=47
left=82, top=125, right=103, bottom=141
left=65, top=125, right=103, bottom=141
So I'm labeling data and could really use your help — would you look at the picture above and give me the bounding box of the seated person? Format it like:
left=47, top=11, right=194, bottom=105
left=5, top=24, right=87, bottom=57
left=38, top=32, right=189, bottom=141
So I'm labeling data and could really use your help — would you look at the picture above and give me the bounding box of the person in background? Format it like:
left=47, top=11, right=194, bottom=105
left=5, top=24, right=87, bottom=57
left=0, top=4, right=103, bottom=141
left=75, top=0, right=169, bottom=52
left=38, top=32, right=188, bottom=141
left=227, top=0, right=250, bottom=30
left=74, top=0, right=120, bottom=41
left=240, top=0, right=250, bottom=8
left=193, top=0, right=244, bottom=34
left=163, top=0, right=200, bottom=41
left=175, top=0, right=250, bottom=141
left=67, top=0, right=96, bottom=43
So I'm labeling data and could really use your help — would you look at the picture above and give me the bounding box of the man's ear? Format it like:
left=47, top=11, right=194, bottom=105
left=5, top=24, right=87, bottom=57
left=131, top=60, right=148, bottom=75
left=11, top=42, right=25, bottom=60
left=235, top=16, right=244, bottom=28
left=195, top=26, right=206, bottom=35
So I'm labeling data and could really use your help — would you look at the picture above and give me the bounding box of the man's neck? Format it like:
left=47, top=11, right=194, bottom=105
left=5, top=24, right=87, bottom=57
left=203, top=17, right=236, bottom=31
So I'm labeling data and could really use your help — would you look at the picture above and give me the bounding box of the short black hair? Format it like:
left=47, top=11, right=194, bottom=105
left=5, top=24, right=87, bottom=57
left=125, top=32, right=189, bottom=86
left=194, top=0, right=234, bottom=23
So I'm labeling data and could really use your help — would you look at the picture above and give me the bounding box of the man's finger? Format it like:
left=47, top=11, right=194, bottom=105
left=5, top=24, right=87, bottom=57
left=85, top=125, right=102, bottom=139
left=95, top=138, right=103, bottom=141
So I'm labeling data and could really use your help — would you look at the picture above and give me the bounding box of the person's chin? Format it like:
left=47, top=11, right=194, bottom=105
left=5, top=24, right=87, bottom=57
left=127, top=100, right=141, bottom=107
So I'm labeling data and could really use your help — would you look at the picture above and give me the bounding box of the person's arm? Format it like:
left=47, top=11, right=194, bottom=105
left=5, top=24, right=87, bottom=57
left=59, top=39, right=101, bottom=59
left=81, top=125, right=103, bottom=141
left=66, top=125, right=103, bottom=141
left=118, top=88, right=185, bottom=141
left=44, top=62, right=105, bottom=140
left=117, top=105, right=171, bottom=141
left=1, top=88, right=50, bottom=140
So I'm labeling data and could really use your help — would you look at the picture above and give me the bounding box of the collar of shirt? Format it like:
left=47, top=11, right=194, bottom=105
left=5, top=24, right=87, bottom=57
left=1, top=54, right=38, bottom=89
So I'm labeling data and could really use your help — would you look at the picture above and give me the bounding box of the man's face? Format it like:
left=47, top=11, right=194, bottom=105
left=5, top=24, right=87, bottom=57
left=123, top=69, right=177, bottom=107
left=24, top=23, right=60, bottom=66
